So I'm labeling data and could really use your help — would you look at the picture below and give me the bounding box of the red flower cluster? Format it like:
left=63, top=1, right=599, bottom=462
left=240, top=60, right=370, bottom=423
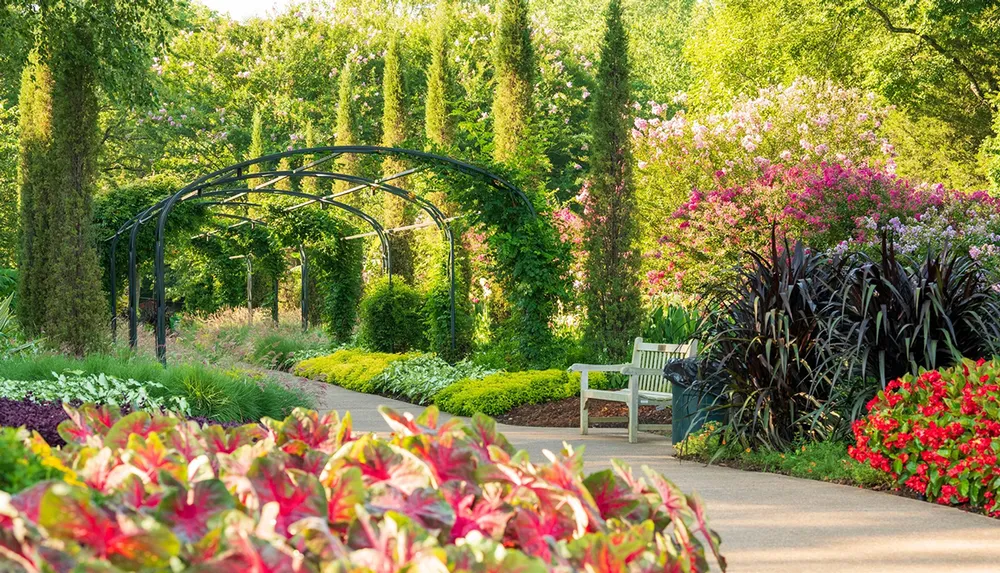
left=849, top=358, right=1000, bottom=517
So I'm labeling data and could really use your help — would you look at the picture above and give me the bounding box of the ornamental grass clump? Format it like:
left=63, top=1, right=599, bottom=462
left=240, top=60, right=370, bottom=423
left=849, top=359, right=1000, bottom=516
left=0, top=404, right=726, bottom=571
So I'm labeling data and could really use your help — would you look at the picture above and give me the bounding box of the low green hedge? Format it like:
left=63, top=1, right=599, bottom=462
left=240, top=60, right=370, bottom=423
left=293, top=349, right=417, bottom=393
left=433, top=369, right=611, bottom=417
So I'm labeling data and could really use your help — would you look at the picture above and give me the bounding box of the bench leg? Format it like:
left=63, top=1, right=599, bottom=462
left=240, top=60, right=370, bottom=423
left=580, top=394, right=589, bottom=435
left=628, top=389, right=639, bottom=443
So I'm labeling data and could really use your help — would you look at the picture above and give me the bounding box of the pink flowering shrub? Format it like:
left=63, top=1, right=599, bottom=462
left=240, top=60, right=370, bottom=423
left=849, top=359, right=1000, bottom=517
left=0, top=404, right=726, bottom=571
left=655, top=162, right=1000, bottom=292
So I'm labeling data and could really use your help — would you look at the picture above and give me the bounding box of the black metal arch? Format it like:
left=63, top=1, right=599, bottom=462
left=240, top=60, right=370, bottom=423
left=111, top=189, right=393, bottom=349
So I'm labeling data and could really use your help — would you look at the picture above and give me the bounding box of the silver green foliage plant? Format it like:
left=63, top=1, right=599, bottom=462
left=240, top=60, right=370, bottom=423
left=0, top=371, right=191, bottom=415
left=373, top=354, right=498, bottom=405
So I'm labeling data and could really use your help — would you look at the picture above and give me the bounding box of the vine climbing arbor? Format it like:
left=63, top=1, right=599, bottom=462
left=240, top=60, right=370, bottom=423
left=106, top=146, right=543, bottom=364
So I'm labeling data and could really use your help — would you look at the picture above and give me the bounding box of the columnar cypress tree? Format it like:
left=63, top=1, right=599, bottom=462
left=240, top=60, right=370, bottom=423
left=301, top=121, right=317, bottom=194
left=334, top=58, right=358, bottom=201
left=491, top=0, right=534, bottom=165
left=18, top=27, right=107, bottom=353
left=381, top=35, right=415, bottom=283
left=248, top=107, right=263, bottom=173
left=16, top=54, right=53, bottom=335
left=425, top=0, right=452, bottom=148
left=582, top=0, right=642, bottom=361
left=275, top=156, right=292, bottom=191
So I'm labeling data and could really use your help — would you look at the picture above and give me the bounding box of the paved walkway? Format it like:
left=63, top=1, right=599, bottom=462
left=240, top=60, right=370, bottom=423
left=279, top=372, right=1000, bottom=573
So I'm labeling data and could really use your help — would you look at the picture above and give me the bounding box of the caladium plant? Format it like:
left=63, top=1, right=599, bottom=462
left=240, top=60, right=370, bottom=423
left=0, top=403, right=726, bottom=572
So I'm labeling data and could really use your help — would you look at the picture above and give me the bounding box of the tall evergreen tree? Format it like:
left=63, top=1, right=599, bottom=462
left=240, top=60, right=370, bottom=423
left=334, top=58, right=358, bottom=201
left=491, top=0, right=534, bottom=165
left=247, top=107, right=263, bottom=173
left=582, top=0, right=642, bottom=361
left=16, top=54, right=53, bottom=335
left=301, top=121, right=317, bottom=194
left=425, top=0, right=452, bottom=148
left=381, top=35, right=415, bottom=283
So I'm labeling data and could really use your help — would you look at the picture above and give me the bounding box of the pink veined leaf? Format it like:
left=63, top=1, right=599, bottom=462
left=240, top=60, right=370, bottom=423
left=76, top=447, right=122, bottom=492
left=414, top=405, right=441, bottom=430
left=274, top=408, right=346, bottom=454
left=155, top=477, right=235, bottom=544
left=284, top=449, right=329, bottom=476
left=686, top=492, right=726, bottom=571
left=335, top=435, right=435, bottom=494
left=104, top=411, right=179, bottom=450
left=583, top=469, right=640, bottom=521
left=643, top=467, right=693, bottom=524
left=117, top=474, right=163, bottom=511
left=378, top=406, right=423, bottom=436
left=11, top=482, right=52, bottom=525
left=396, top=434, right=479, bottom=484
left=38, top=485, right=180, bottom=568
left=506, top=505, right=577, bottom=562
left=441, top=481, right=512, bottom=542
left=247, top=457, right=327, bottom=536
left=202, top=423, right=264, bottom=457
left=165, top=420, right=208, bottom=460
left=366, top=485, right=456, bottom=532
left=188, top=535, right=305, bottom=573
left=464, top=414, right=515, bottom=458
left=321, top=463, right=364, bottom=528
left=566, top=525, right=652, bottom=571
left=124, top=432, right=185, bottom=485
left=58, top=403, right=121, bottom=446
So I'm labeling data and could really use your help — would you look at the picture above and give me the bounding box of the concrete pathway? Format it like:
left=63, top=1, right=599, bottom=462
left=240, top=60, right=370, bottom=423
left=278, top=372, right=1000, bottom=573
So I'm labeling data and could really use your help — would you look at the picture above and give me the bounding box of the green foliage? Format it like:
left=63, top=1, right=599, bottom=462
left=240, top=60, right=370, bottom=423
left=678, top=424, right=892, bottom=489
left=371, top=354, right=497, bottom=405
left=0, top=101, right=17, bottom=267
left=381, top=34, right=416, bottom=282
left=293, top=348, right=415, bottom=393
left=642, top=304, right=702, bottom=344
left=357, top=278, right=427, bottom=354
left=0, top=428, right=61, bottom=493
left=434, top=369, right=608, bottom=416
left=0, top=372, right=191, bottom=415
left=423, top=238, right=474, bottom=362
left=424, top=0, right=453, bottom=147
left=0, top=352, right=310, bottom=423
left=582, top=0, right=643, bottom=362
left=491, top=0, right=534, bottom=165
left=251, top=333, right=325, bottom=370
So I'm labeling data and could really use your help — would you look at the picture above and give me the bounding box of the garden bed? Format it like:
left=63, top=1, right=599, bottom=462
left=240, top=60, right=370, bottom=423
left=497, top=396, right=671, bottom=428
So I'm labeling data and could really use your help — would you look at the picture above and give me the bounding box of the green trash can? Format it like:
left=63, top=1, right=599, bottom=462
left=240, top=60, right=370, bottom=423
left=669, top=370, right=727, bottom=444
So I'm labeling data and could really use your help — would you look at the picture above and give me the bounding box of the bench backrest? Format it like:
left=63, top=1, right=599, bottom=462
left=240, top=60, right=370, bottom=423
left=631, top=337, right=698, bottom=394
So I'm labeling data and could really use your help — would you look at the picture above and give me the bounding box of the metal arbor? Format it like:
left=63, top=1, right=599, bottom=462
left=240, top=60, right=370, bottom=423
left=106, top=146, right=536, bottom=364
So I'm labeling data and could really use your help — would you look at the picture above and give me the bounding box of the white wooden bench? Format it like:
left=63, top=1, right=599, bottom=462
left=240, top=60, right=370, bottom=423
left=569, top=337, right=698, bottom=443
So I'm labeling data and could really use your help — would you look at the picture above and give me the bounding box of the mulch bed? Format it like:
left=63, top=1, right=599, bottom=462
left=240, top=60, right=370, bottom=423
left=497, top=397, right=671, bottom=428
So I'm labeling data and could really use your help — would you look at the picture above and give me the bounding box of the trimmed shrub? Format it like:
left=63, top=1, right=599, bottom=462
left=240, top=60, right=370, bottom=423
left=434, top=369, right=611, bottom=417
left=251, top=333, right=319, bottom=370
left=849, top=358, right=1000, bottom=517
left=0, top=404, right=724, bottom=571
left=357, top=278, right=426, bottom=353
left=293, top=349, right=415, bottom=393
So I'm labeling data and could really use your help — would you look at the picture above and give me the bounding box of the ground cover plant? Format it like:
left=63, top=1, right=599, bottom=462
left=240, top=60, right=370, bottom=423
left=370, top=354, right=498, bottom=405
left=0, top=404, right=726, bottom=571
left=677, top=423, right=892, bottom=490
left=434, top=369, right=611, bottom=417
left=0, top=353, right=310, bottom=423
left=849, top=359, right=1000, bottom=517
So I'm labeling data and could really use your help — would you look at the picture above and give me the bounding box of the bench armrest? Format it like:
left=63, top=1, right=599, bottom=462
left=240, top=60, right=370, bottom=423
left=568, top=363, right=631, bottom=373
left=619, top=366, right=665, bottom=377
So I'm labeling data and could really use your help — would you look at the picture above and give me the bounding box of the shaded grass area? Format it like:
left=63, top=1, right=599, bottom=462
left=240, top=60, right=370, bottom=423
left=676, top=425, right=893, bottom=489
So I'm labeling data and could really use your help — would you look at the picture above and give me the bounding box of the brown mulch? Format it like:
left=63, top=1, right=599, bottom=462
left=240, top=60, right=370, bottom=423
left=496, top=397, right=671, bottom=428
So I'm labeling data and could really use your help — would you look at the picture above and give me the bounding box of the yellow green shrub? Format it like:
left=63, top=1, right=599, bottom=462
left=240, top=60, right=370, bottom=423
left=293, top=349, right=416, bottom=393
left=433, top=370, right=609, bottom=417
